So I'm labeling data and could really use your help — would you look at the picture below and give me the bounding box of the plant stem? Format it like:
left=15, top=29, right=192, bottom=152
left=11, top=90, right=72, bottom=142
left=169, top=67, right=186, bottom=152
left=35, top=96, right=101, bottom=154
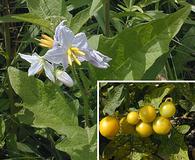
left=155, top=2, right=160, bottom=11
left=47, top=131, right=62, bottom=160
left=169, top=53, right=178, bottom=80
left=3, top=1, right=15, bottom=114
left=104, top=0, right=110, bottom=36
left=165, top=61, right=174, bottom=80
left=71, top=65, right=90, bottom=127
left=6, top=73, right=15, bottom=113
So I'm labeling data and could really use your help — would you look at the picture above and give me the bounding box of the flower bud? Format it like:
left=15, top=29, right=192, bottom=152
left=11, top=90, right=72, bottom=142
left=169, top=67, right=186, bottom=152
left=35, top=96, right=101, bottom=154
left=55, top=70, right=73, bottom=87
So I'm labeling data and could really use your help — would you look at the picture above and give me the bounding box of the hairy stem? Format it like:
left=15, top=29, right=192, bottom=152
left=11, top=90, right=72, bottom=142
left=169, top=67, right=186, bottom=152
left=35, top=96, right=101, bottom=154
left=104, top=0, right=110, bottom=36
left=3, top=0, right=15, bottom=113
left=71, top=65, right=90, bottom=127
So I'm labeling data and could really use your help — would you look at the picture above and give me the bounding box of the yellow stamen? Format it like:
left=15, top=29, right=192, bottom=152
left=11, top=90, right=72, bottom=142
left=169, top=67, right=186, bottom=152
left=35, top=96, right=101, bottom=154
left=35, top=35, right=54, bottom=49
left=70, top=47, right=85, bottom=56
left=67, top=49, right=73, bottom=66
left=40, top=39, right=53, bottom=47
left=71, top=53, right=81, bottom=65
left=71, top=47, right=79, bottom=51
left=66, top=47, right=85, bottom=66
left=76, top=50, right=85, bottom=56
left=41, top=34, right=54, bottom=42
left=39, top=43, right=51, bottom=48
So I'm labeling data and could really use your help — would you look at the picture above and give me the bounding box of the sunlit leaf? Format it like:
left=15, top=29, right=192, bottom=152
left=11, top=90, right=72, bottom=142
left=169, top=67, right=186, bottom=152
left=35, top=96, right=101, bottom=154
left=70, top=7, right=90, bottom=33
left=91, top=5, right=191, bottom=80
left=176, top=125, right=190, bottom=134
left=56, top=125, right=97, bottom=160
left=90, top=0, right=103, bottom=16
left=26, top=0, right=72, bottom=26
left=103, top=84, right=125, bottom=115
left=0, top=13, right=53, bottom=33
left=8, top=67, right=78, bottom=136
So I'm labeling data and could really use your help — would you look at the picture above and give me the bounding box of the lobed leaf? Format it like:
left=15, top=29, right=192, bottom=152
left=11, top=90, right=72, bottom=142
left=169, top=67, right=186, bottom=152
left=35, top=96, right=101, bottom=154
left=8, top=67, right=78, bottom=136
left=91, top=5, right=191, bottom=80
left=56, top=125, right=97, bottom=160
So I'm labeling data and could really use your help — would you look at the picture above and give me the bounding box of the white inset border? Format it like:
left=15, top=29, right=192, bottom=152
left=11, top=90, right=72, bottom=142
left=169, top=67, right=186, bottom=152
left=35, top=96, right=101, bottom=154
left=97, top=80, right=195, bottom=160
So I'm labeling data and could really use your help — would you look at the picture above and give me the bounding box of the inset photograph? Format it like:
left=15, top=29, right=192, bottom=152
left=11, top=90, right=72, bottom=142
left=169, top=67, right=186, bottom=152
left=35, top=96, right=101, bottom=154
left=98, top=82, right=195, bottom=160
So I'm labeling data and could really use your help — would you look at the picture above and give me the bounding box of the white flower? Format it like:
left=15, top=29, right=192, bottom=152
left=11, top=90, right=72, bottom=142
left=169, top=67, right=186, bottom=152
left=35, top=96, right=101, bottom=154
left=55, top=70, right=74, bottom=87
left=19, top=53, right=55, bottom=82
left=44, top=21, right=112, bottom=69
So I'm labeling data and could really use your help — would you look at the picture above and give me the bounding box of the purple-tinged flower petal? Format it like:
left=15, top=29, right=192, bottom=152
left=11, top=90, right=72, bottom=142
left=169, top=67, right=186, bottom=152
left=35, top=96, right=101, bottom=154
left=61, top=56, right=69, bottom=70
left=28, top=62, right=43, bottom=76
left=54, top=21, right=74, bottom=47
left=73, top=32, right=89, bottom=51
left=19, top=53, right=39, bottom=63
left=44, top=61, right=55, bottom=82
left=44, top=47, right=67, bottom=64
left=85, top=50, right=112, bottom=68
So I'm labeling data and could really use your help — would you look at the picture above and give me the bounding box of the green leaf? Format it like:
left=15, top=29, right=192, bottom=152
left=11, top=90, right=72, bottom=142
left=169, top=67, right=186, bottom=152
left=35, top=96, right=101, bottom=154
left=190, top=105, right=195, bottom=112
left=144, top=84, right=175, bottom=108
left=138, top=0, right=160, bottom=8
left=0, top=47, right=9, bottom=60
left=8, top=67, right=78, bottom=135
left=111, top=17, right=123, bottom=33
left=26, top=0, right=67, bottom=16
left=26, top=0, right=72, bottom=26
left=103, top=135, right=157, bottom=160
left=66, top=0, right=92, bottom=10
left=0, top=117, right=5, bottom=148
left=142, top=53, right=169, bottom=79
left=79, top=70, right=91, bottom=91
left=0, top=0, right=72, bottom=35
left=9, top=68, right=95, bottom=159
left=111, top=10, right=153, bottom=22
left=0, top=117, right=5, bottom=137
left=89, top=0, right=103, bottom=16
left=103, top=84, right=125, bottom=115
left=70, top=7, right=90, bottom=33
left=169, top=148, right=189, bottom=160
left=157, top=129, right=189, bottom=160
left=16, top=142, right=35, bottom=154
left=91, top=5, right=191, bottom=80
left=0, top=98, right=9, bottom=112
left=131, top=152, right=143, bottom=160
left=176, top=125, right=190, bottom=134
left=56, top=125, right=97, bottom=160
left=5, top=134, right=38, bottom=158
left=177, top=84, right=193, bottom=100
left=173, top=26, right=195, bottom=75
left=88, top=35, right=101, bottom=50
left=0, top=13, right=53, bottom=33
left=6, top=134, right=19, bottom=157
left=179, top=100, right=192, bottom=111
left=94, top=8, right=105, bottom=33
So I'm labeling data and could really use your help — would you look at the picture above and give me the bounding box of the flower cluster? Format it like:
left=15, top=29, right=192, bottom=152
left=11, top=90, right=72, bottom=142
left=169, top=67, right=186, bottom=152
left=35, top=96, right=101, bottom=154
left=19, top=21, right=111, bottom=87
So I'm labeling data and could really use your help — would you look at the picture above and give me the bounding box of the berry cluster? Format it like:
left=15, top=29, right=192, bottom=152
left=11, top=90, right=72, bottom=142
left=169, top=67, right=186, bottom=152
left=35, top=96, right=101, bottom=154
left=100, top=98, right=176, bottom=139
